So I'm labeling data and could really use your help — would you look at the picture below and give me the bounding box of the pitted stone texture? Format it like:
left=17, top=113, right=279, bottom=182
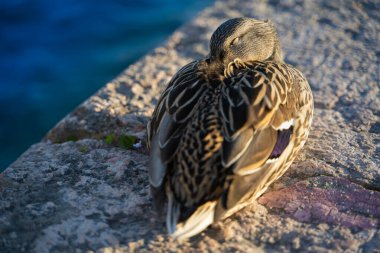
left=1, top=0, right=379, bottom=252
left=259, top=176, right=380, bottom=229
left=1, top=140, right=154, bottom=252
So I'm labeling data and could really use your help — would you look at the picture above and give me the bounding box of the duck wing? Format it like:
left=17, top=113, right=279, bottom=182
left=215, top=61, right=305, bottom=219
left=147, top=60, right=208, bottom=209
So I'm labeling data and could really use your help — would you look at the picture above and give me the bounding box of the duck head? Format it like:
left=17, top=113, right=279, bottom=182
left=207, top=17, right=284, bottom=77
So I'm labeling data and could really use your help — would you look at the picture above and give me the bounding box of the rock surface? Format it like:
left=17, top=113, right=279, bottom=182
left=1, top=0, right=379, bottom=252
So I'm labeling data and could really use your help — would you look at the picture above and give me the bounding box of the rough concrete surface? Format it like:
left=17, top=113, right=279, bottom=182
left=1, top=0, right=379, bottom=252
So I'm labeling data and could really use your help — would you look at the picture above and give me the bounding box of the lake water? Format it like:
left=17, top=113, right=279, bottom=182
left=0, top=0, right=211, bottom=171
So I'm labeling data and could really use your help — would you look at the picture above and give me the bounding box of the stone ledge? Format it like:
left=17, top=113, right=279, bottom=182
left=1, top=0, right=379, bottom=252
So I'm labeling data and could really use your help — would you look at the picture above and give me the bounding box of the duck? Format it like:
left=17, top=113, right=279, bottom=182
left=147, top=17, right=313, bottom=240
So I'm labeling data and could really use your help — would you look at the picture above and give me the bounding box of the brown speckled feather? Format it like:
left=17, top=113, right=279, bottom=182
left=147, top=18, right=314, bottom=239
left=148, top=60, right=313, bottom=234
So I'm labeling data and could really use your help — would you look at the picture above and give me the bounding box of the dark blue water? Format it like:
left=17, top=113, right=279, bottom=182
left=0, top=0, right=211, bottom=171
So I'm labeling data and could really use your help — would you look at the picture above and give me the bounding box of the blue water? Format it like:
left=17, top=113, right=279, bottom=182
left=0, top=0, right=211, bottom=171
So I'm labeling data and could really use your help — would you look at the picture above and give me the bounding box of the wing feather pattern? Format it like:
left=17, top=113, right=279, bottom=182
left=216, top=61, right=300, bottom=216
left=219, top=61, right=294, bottom=170
left=148, top=60, right=207, bottom=208
left=147, top=59, right=313, bottom=239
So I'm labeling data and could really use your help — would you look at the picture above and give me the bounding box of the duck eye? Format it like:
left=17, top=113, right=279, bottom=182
left=231, top=37, right=240, bottom=45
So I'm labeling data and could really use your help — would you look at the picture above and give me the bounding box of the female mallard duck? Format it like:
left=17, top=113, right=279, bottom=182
left=147, top=17, right=313, bottom=239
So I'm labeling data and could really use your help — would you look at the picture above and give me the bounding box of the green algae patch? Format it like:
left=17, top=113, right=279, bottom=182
left=66, top=135, right=79, bottom=142
left=78, top=146, right=89, bottom=153
left=103, top=134, right=136, bottom=149
left=119, top=135, right=136, bottom=149
left=104, top=134, right=115, bottom=145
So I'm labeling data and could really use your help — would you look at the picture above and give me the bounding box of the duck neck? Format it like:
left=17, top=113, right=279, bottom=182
left=205, top=59, right=225, bottom=79
left=269, top=39, right=284, bottom=63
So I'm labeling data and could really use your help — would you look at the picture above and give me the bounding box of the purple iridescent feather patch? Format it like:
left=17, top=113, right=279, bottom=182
left=269, top=127, right=293, bottom=159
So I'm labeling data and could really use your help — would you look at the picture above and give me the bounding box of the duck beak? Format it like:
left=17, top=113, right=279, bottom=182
left=206, top=56, right=224, bottom=77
